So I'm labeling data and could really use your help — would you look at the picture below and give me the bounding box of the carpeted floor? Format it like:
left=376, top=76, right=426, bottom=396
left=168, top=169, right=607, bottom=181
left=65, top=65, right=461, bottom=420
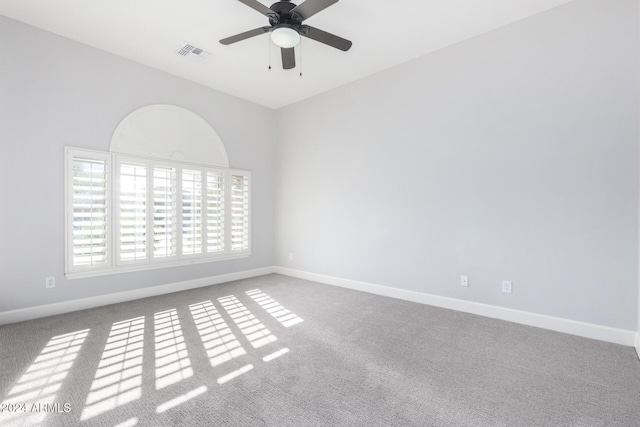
left=1, top=273, right=639, bottom=426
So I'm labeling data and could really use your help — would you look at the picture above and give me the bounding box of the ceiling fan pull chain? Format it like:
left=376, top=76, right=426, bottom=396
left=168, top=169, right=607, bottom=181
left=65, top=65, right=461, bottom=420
left=299, top=38, right=303, bottom=77
left=268, top=34, right=272, bottom=70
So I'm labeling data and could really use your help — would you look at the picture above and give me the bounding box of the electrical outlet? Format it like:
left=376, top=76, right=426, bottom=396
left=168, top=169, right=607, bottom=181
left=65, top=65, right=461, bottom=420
left=502, top=280, right=512, bottom=294
left=45, top=276, right=56, bottom=289
left=461, top=275, right=469, bottom=287
left=289, top=252, right=294, bottom=261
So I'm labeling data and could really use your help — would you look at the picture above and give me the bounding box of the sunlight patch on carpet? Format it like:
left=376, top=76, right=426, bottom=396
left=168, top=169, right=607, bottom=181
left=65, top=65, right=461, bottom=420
left=81, top=317, right=144, bottom=421
left=154, top=309, right=193, bottom=390
left=156, top=385, right=207, bottom=413
left=189, top=300, right=247, bottom=367
left=262, top=347, right=290, bottom=362
left=246, top=289, right=304, bottom=327
left=217, top=364, right=254, bottom=385
left=218, top=295, right=277, bottom=348
left=113, top=416, right=138, bottom=427
left=0, top=329, right=89, bottom=426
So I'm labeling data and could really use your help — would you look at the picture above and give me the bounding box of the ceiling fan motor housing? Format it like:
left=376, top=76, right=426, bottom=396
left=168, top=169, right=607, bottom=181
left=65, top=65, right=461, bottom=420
left=269, top=1, right=303, bottom=26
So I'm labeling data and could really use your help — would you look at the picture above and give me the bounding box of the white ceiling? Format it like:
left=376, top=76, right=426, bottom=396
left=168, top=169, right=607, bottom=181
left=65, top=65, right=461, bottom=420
left=0, top=0, right=575, bottom=109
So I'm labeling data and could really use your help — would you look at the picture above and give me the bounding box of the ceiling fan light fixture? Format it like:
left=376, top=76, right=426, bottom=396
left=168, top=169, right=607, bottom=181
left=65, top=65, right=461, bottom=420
left=271, top=26, right=300, bottom=48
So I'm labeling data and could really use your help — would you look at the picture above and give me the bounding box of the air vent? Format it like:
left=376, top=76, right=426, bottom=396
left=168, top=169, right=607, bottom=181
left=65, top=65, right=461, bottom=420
left=176, top=42, right=211, bottom=63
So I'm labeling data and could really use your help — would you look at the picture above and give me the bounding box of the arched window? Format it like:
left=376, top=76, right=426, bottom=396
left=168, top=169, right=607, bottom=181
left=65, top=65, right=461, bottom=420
left=65, top=105, right=250, bottom=278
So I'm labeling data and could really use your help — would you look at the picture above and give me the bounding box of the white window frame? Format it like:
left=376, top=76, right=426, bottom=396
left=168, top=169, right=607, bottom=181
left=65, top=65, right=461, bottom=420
left=65, top=148, right=114, bottom=275
left=64, top=147, right=251, bottom=279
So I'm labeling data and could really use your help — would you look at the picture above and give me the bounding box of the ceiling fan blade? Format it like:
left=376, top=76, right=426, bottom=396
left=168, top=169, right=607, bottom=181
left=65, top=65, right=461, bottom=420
left=291, top=0, right=339, bottom=21
left=281, top=47, right=296, bottom=69
left=236, top=0, right=275, bottom=17
left=220, top=26, right=271, bottom=45
left=302, top=26, right=352, bottom=51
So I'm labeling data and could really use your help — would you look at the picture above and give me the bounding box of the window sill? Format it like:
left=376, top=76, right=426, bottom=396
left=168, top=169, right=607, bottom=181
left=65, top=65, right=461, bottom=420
left=65, top=252, right=251, bottom=280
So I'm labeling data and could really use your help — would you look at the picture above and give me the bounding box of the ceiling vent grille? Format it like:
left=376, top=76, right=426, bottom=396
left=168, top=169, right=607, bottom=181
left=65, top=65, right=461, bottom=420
left=176, top=43, right=211, bottom=63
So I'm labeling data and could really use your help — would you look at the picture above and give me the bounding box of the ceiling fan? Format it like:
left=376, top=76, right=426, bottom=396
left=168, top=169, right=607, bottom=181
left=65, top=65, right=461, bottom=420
left=220, top=0, right=352, bottom=70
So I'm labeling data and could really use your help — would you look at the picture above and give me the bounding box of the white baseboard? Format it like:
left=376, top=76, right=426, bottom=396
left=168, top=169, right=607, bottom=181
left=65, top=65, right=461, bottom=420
left=4, top=265, right=637, bottom=348
left=274, top=266, right=637, bottom=347
left=0, top=267, right=275, bottom=326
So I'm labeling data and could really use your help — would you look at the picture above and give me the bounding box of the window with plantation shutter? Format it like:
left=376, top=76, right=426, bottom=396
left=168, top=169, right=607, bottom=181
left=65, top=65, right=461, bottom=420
left=117, top=160, right=148, bottom=264
left=206, top=171, right=225, bottom=253
left=65, top=148, right=251, bottom=279
left=230, top=172, right=250, bottom=252
left=153, top=166, right=178, bottom=259
left=66, top=149, right=111, bottom=272
left=182, top=169, right=203, bottom=256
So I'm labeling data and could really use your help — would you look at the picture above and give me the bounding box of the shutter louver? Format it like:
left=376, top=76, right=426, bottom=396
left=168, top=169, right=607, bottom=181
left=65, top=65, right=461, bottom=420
left=230, top=173, right=250, bottom=251
left=182, top=169, right=203, bottom=255
left=153, top=166, right=178, bottom=259
left=119, top=162, right=147, bottom=262
left=71, top=157, right=109, bottom=268
left=207, top=172, right=225, bottom=253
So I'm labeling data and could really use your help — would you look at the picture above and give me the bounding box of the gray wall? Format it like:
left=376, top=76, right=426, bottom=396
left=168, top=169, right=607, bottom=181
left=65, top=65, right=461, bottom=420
left=0, top=16, right=276, bottom=312
left=275, top=0, right=640, bottom=330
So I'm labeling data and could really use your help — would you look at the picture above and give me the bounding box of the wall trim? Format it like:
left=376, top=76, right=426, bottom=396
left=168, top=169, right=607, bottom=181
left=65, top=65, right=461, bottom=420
left=275, top=267, right=637, bottom=347
left=3, top=265, right=636, bottom=348
left=0, top=267, right=275, bottom=326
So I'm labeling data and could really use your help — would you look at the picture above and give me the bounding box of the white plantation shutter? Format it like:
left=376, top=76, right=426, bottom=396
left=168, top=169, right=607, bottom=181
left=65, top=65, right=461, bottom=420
left=230, top=172, right=250, bottom=252
left=67, top=149, right=111, bottom=271
left=206, top=171, right=225, bottom=253
left=118, top=161, right=148, bottom=263
left=153, top=166, right=178, bottom=259
left=65, top=147, right=251, bottom=278
left=182, top=169, right=203, bottom=256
